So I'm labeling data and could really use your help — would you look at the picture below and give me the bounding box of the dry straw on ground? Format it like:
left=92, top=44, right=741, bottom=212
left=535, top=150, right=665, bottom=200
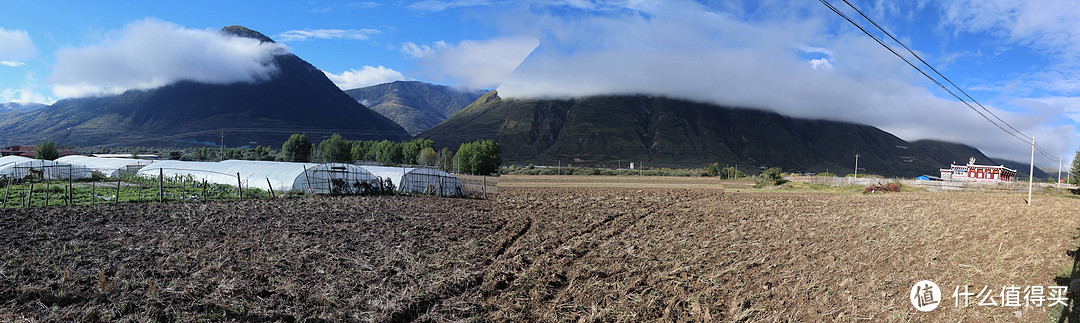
left=2, top=175, right=1079, bottom=321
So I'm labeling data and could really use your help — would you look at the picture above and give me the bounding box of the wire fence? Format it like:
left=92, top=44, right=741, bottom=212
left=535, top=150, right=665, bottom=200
left=0, top=165, right=499, bottom=210
left=789, top=176, right=1069, bottom=193
left=456, top=174, right=498, bottom=199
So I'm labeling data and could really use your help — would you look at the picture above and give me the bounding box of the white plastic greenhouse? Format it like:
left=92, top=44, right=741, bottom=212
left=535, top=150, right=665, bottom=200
left=56, top=155, right=154, bottom=178
left=136, top=160, right=382, bottom=195
left=0, top=155, right=93, bottom=181
left=359, top=166, right=463, bottom=196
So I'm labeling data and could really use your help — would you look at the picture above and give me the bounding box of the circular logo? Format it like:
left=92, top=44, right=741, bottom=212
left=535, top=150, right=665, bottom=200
left=910, top=280, right=942, bottom=312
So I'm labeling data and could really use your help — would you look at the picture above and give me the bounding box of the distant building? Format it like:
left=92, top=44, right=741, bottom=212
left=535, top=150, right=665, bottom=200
left=0, top=145, right=80, bottom=158
left=88, top=154, right=160, bottom=160
left=939, top=157, right=1016, bottom=182
left=917, top=175, right=942, bottom=181
left=0, top=145, right=33, bottom=157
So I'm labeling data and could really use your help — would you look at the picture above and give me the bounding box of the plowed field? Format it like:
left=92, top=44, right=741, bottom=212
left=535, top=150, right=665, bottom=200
left=3, top=175, right=1080, bottom=322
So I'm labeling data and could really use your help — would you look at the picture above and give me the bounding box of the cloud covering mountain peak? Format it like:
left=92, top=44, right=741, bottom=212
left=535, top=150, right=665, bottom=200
left=50, top=19, right=288, bottom=98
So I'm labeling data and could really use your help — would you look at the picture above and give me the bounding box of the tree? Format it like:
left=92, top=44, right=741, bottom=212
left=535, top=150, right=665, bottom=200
left=438, top=147, right=454, bottom=172
left=1071, top=148, right=1080, bottom=185
left=34, top=139, right=60, bottom=160
left=418, top=147, right=438, bottom=166
left=317, top=133, right=353, bottom=163
left=401, top=138, right=434, bottom=165
left=456, top=142, right=478, bottom=173
left=351, top=140, right=374, bottom=162
left=374, top=140, right=403, bottom=166
left=705, top=163, right=720, bottom=177
left=282, top=133, right=312, bottom=162
left=455, top=139, right=501, bottom=175
left=755, top=167, right=787, bottom=187
left=475, top=139, right=501, bottom=175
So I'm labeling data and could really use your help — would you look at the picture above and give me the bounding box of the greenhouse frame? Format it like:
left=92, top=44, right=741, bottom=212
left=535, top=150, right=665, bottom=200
left=359, top=165, right=463, bottom=197
left=136, top=160, right=383, bottom=195
left=0, top=156, right=93, bottom=181
left=56, top=155, right=154, bottom=178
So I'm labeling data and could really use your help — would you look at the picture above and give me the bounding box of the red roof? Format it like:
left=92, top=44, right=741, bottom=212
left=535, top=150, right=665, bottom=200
left=2, top=145, right=80, bottom=158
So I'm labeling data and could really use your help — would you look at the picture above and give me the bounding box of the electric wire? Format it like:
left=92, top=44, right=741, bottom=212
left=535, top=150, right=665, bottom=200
left=820, top=0, right=1057, bottom=161
left=837, top=0, right=1058, bottom=161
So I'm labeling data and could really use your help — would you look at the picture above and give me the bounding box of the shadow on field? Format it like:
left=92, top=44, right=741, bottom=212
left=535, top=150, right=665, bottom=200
left=1054, top=228, right=1080, bottom=322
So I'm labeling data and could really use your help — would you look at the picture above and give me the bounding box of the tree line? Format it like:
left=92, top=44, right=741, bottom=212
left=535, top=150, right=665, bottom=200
left=283, top=134, right=501, bottom=175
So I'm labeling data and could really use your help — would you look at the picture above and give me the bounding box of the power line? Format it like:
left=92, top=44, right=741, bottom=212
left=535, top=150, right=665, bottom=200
left=836, top=0, right=1058, bottom=161
left=819, top=0, right=1057, bottom=161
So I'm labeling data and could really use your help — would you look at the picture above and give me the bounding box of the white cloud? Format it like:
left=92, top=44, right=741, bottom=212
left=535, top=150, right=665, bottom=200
left=407, top=0, right=493, bottom=13
left=492, top=0, right=1074, bottom=164
left=809, top=58, right=833, bottom=70
left=0, top=87, right=55, bottom=105
left=410, top=37, right=538, bottom=89
left=1, top=60, right=25, bottom=67
left=942, top=0, right=1080, bottom=59
left=324, top=65, right=407, bottom=89
left=276, top=28, right=381, bottom=42
left=400, top=41, right=447, bottom=58
left=0, top=28, right=36, bottom=60
left=50, top=19, right=288, bottom=98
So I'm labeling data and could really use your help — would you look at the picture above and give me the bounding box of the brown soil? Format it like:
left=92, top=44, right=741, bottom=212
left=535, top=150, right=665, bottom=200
left=3, top=175, right=1080, bottom=321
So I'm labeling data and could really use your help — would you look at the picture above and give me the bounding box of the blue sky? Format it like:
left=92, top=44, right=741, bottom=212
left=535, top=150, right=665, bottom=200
left=0, top=0, right=1077, bottom=167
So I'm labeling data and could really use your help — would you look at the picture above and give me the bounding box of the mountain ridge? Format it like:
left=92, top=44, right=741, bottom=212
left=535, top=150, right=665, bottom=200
left=343, top=81, right=486, bottom=135
left=421, top=91, right=1042, bottom=178
left=0, top=26, right=409, bottom=147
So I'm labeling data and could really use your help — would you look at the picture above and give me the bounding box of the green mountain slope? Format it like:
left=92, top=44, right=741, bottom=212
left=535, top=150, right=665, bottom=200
left=0, top=26, right=410, bottom=147
left=343, top=81, right=486, bottom=135
left=421, top=91, right=962, bottom=177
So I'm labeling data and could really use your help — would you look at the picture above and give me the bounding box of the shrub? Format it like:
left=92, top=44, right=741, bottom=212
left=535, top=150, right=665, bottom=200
left=34, top=139, right=59, bottom=160
left=282, top=134, right=312, bottom=162
left=754, top=167, right=787, bottom=187
left=863, top=183, right=901, bottom=194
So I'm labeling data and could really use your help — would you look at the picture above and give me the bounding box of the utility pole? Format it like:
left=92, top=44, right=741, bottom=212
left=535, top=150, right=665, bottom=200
left=1058, top=155, right=1063, bottom=188
left=1028, top=136, right=1035, bottom=205
left=853, top=154, right=860, bottom=183
left=219, top=129, right=225, bottom=162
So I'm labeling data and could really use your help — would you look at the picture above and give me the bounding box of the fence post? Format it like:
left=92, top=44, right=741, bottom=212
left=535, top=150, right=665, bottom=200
left=237, top=172, right=242, bottom=200
left=45, top=180, right=50, bottom=207
left=91, top=180, right=95, bottom=205
left=27, top=182, right=34, bottom=208
left=3, top=178, right=9, bottom=209
left=267, top=178, right=276, bottom=198
left=202, top=179, right=208, bottom=201
left=68, top=172, right=72, bottom=207
left=483, top=175, right=487, bottom=199
left=158, top=168, right=164, bottom=203
left=115, top=177, right=121, bottom=204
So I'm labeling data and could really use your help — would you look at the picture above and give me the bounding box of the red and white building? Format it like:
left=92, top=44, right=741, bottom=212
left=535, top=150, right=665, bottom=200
left=939, top=157, right=1016, bottom=182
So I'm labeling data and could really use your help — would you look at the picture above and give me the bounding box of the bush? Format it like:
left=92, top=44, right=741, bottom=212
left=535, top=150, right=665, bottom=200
left=317, top=134, right=353, bottom=163
left=754, top=167, right=787, bottom=187
left=863, top=183, right=901, bottom=194
left=282, top=134, right=312, bottom=162
left=34, top=139, right=59, bottom=160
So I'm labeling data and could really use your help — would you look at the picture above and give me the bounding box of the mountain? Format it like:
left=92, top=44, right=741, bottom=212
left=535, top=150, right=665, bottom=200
left=420, top=91, right=969, bottom=177
left=911, top=139, right=1050, bottom=179
left=995, top=159, right=1052, bottom=180
left=343, top=81, right=486, bottom=135
left=0, top=26, right=410, bottom=148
